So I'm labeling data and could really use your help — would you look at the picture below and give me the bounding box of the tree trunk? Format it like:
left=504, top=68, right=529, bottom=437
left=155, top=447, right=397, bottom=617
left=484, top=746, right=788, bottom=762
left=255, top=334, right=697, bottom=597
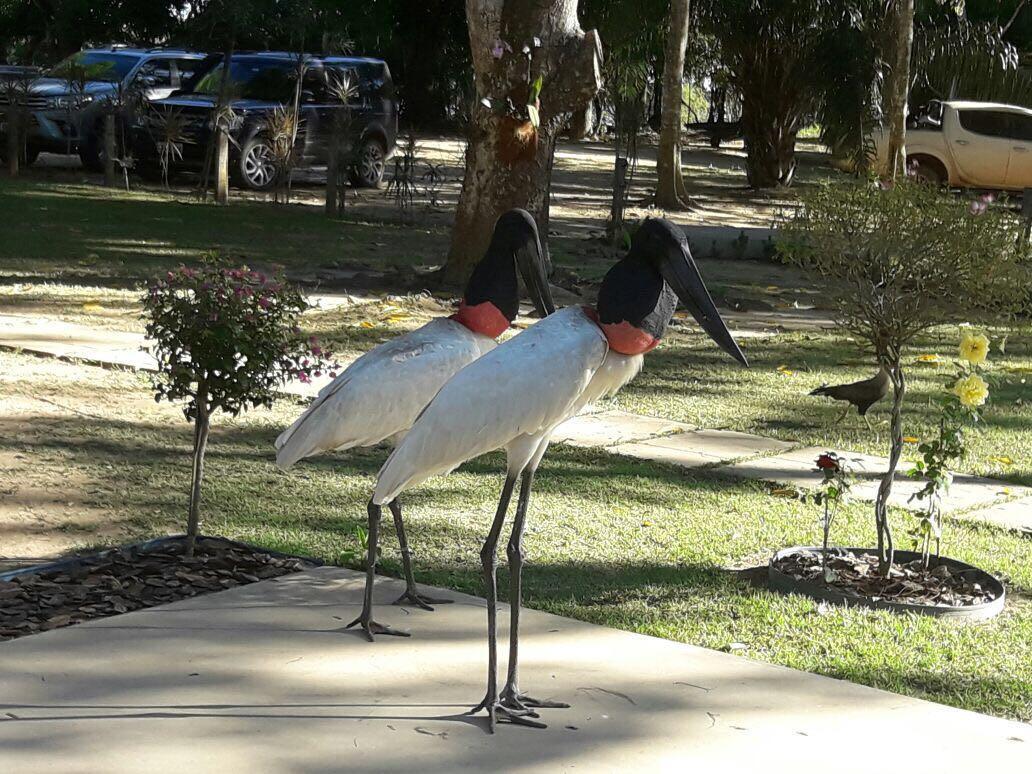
left=185, top=386, right=211, bottom=558
left=215, top=128, right=230, bottom=205
left=444, top=0, right=603, bottom=285
left=882, top=0, right=915, bottom=180
left=874, top=359, right=903, bottom=576
left=738, top=65, right=800, bottom=189
left=103, top=113, right=117, bottom=187
left=5, top=107, right=19, bottom=177
left=655, top=0, right=691, bottom=210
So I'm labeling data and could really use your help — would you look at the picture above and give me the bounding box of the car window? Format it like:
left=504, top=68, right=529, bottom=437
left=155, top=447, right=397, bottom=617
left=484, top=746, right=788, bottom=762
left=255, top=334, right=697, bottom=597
left=50, top=51, right=140, bottom=82
left=135, top=58, right=200, bottom=90
left=301, top=67, right=327, bottom=103
left=192, top=58, right=297, bottom=102
left=957, top=110, right=1014, bottom=139
left=1006, top=113, right=1032, bottom=142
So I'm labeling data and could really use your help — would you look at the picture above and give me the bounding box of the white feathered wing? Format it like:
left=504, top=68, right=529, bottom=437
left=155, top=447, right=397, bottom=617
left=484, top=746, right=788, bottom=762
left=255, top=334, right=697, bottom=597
left=275, top=318, right=494, bottom=469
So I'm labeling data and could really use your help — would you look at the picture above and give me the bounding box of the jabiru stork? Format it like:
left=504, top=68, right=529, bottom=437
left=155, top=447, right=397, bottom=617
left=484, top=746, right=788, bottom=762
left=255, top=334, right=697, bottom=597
left=371, top=218, right=748, bottom=730
left=275, top=209, right=554, bottom=635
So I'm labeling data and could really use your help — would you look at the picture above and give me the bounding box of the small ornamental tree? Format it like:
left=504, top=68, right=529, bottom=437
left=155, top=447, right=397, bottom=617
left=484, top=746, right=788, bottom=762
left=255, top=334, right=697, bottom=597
left=780, top=180, right=1029, bottom=575
left=144, top=265, right=332, bottom=555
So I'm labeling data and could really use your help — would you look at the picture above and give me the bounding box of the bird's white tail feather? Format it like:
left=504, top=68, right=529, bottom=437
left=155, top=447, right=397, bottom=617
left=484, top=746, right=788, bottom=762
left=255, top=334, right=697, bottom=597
left=275, top=400, right=344, bottom=470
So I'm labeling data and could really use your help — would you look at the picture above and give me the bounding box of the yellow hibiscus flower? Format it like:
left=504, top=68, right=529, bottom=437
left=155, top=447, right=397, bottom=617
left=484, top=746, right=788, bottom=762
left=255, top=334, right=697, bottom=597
left=952, top=373, right=989, bottom=408
left=958, top=331, right=990, bottom=365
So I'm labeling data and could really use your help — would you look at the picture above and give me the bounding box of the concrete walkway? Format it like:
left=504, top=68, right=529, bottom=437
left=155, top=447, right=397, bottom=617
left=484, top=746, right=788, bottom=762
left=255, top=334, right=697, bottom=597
left=0, top=313, right=1027, bottom=529
left=0, top=568, right=1027, bottom=773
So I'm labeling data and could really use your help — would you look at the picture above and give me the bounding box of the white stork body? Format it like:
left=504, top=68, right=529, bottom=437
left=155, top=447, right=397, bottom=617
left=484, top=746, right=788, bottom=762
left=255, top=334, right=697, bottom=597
left=275, top=317, right=495, bottom=469
left=373, top=306, right=640, bottom=505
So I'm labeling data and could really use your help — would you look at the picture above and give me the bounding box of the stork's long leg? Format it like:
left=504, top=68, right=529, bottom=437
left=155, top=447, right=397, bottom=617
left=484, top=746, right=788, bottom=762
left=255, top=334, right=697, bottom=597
left=345, top=501, right=410, bottom=642
left=389, top=499, right=454, bottom=611
left=500, top=469, right=568, bottom=715
left=467, top=474, right=544, bottom=732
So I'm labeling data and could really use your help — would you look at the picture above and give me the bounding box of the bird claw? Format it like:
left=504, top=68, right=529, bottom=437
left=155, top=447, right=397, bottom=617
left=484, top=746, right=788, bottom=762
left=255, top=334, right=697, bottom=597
left=344, top=614, right=410, bottom=642
left=468, top=697, right=547, bottom=732
left=392, top=590, right=454, bottom=611
left=500, top=684, right=569, bottom=711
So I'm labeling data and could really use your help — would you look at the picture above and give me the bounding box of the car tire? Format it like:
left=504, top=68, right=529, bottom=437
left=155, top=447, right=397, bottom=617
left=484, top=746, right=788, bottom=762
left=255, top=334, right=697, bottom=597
left=908, top=156, right=946, bottom=187
left=238, top=134, right=279, bottom=191
left=350, top=136, right=387, bottom=188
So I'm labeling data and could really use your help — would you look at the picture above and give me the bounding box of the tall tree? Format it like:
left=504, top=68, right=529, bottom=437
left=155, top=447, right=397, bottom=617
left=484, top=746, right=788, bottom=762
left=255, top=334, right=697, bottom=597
left=655, top=0, right=691, bottom=209
left=882, top=0, right=915, bottom=179
left=443, top=0, right=603, bottom=284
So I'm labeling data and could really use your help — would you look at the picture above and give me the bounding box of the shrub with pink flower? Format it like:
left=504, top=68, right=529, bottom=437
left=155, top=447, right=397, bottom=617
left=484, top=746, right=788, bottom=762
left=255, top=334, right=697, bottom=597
left=144, top=264, right=334, bottom=554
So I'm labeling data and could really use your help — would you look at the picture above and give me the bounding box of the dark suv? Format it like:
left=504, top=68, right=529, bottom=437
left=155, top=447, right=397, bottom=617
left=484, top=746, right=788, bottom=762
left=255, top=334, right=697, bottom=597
left=1, top=47, right=205, bottom=169
left=131, top=52, right=397, bottom=189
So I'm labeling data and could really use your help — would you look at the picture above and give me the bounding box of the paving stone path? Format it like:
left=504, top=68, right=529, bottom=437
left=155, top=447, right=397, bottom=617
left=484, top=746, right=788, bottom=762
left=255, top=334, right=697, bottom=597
left=0, top=567, right=1027, bottom=772
left=1, top=312, right=1028, bottom=530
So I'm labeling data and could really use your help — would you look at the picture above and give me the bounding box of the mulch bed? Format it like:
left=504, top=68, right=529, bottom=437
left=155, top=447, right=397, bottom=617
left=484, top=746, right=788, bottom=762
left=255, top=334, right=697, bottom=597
left=772, top=548, right=997, bottom=608
left=0, top=537, right=315, bottom=642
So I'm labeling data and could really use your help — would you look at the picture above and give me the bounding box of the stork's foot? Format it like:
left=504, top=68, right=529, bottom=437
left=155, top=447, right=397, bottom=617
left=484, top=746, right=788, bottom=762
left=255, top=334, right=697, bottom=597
left=344, top=614, right=410, bottom=642
left=392, top=589, right=455, bottom=611
left=467, top=695, right=547, bottom=732
left=500, top=685, right=570, bottom=711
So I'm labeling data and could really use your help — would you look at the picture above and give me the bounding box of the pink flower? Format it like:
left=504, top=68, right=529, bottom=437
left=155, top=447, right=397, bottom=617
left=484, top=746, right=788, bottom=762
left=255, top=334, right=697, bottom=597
left=258, top=297, right=271, bottom=308
left=329, top=371, right=338, bottom=378
left=969, top=200, right=988, bottom=216
left=298, top=372, right=311, bottom=384
left=311, top=345, right=323, bottom=356
left=491, top=40, right=505, bottom=59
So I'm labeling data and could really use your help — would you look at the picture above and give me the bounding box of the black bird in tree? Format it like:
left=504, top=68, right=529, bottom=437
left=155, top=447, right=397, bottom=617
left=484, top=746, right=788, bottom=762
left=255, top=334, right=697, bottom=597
left=809, top=367, right=890, bottom=429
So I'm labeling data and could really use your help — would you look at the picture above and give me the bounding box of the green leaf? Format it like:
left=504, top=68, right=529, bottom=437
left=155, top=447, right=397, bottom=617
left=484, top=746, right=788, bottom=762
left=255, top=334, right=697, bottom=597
left=528, top=74, right=543, bottom=104
left=527, top=103, right=540, bottom=128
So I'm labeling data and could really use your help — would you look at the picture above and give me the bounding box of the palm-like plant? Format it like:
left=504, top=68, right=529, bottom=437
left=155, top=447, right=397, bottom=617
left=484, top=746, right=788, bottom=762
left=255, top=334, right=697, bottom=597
left=148, top=105, right=191, bottom=188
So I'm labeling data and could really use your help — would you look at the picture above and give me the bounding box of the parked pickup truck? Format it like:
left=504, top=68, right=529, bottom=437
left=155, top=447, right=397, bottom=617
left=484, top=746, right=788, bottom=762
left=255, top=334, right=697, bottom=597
left=875, top=100, right=1032, bottom=190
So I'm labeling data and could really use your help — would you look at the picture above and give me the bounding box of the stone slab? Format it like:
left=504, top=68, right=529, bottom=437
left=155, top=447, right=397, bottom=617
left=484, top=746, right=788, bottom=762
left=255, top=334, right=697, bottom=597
left=956, top=498, right=1032, bottom=534
left=0, top=314, right=329, bottom=399
left=551, top=409, right=693, bottom=448
left=725, top=447, right=1027, bottom=513
left=0, top=567, right=1026, bottom=773
left=611, top=429, right=795, bottom=469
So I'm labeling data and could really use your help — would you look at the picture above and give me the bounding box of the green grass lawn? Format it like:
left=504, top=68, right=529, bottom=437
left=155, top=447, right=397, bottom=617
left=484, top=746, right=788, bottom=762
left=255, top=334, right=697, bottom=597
left=3, top=346, right=1030, bottom=723
left=0, top=177, right=450, bottom=280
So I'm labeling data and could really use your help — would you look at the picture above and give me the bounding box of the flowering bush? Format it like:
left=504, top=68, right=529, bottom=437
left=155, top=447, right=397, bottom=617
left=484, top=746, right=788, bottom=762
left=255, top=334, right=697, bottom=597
left=813, top=452, right=854, bottom=583
left=780, top=179, right=1029, bottom=575
left=908, top=331, right=993, bottom=568
left=144, top=264, right=334, bottom=553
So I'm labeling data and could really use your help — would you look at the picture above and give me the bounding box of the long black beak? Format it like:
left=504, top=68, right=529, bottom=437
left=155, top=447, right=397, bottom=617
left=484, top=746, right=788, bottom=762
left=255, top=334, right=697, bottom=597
left=655, top=224, right=748, bottom=366
left=511, top=210, right=556, bottom=317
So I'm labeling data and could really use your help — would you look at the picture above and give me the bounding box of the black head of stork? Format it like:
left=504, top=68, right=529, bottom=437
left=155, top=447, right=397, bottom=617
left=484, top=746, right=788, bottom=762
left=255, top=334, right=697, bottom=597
left=597, top=218, right=748, bottom=365
left=453, top=209, right=555, bottom=338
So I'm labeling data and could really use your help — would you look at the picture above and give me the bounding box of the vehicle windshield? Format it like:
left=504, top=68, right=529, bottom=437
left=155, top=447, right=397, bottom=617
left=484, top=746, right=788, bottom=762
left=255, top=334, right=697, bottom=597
left=49, top=51, right=139, bottom=82
left=191, top=58, right=298, bottom=102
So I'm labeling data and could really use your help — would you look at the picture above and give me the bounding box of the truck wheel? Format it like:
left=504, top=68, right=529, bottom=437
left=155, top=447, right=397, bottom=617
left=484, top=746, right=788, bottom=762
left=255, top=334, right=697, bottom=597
left=908, top=156, right=946, bottom=187
left=350, top=137, right=386, bottom=188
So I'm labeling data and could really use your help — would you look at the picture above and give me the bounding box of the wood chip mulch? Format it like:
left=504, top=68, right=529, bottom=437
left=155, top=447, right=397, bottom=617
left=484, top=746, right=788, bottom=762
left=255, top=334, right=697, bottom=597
left=772, top=548, right=998, bottom=608
left=0, top=539, right=313, bottom=642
